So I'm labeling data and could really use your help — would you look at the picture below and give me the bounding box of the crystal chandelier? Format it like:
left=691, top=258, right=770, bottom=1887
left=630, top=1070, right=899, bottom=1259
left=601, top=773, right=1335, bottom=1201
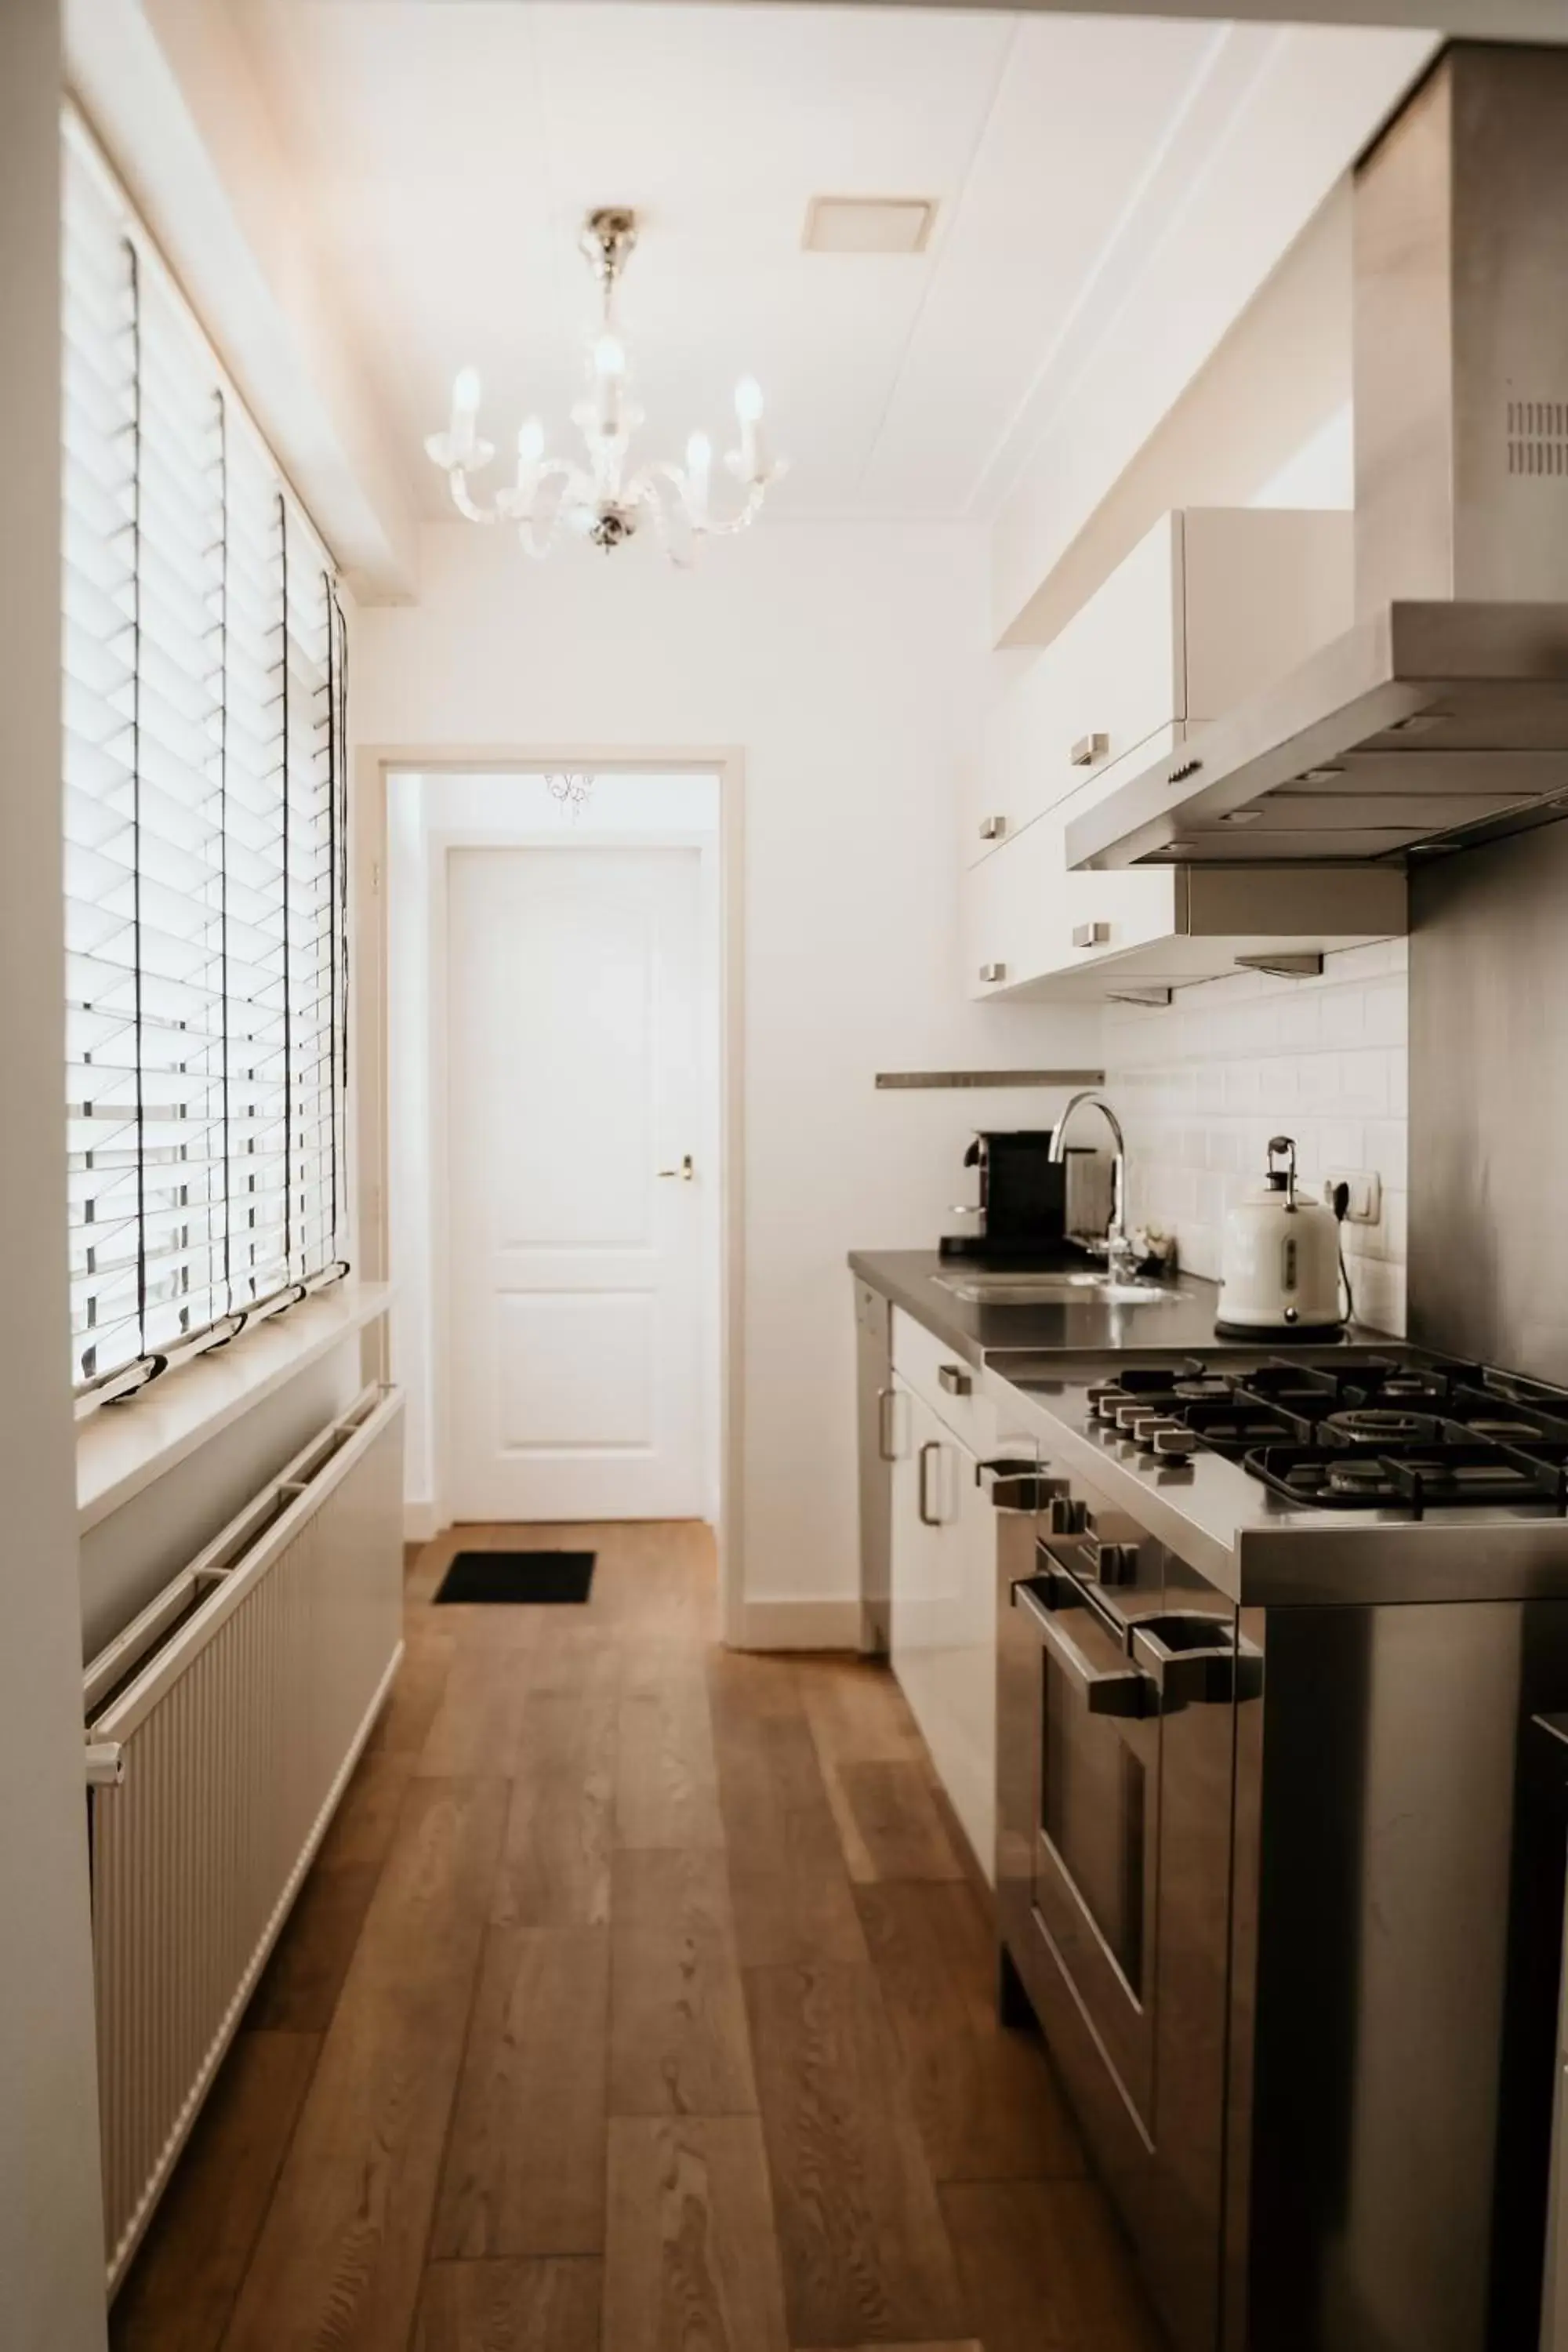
left=425, top=208, right=783, bottom=564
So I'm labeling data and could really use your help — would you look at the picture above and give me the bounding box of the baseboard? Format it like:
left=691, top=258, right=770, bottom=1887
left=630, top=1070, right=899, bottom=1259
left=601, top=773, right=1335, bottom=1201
left=736, top=1595, right=864, bottom=1651
left=403, top=1500, right=441, bottom=1543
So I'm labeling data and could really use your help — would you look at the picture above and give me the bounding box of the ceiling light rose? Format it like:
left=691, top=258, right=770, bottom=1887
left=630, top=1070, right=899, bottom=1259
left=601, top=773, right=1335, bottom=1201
left=425, top=206, right=785, bottom=564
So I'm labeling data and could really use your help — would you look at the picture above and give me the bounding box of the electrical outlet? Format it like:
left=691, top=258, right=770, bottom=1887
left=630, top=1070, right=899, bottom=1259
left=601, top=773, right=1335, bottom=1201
left=1323, top=1169, right=1382, bottom=1226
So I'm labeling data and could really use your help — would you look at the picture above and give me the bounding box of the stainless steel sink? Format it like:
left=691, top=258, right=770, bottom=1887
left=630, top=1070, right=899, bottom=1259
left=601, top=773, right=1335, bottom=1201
left=931, top=1269, right=1173, bottom=1306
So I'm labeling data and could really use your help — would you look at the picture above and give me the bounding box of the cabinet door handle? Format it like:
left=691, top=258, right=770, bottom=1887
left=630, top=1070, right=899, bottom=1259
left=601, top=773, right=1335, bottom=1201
left=978, top=813, right=1007, bottom=842
left=657, top=1154, right=696, bottom=1181
left=918, top=1440, right=946, bottom=1526
left=1070, top=731, right=1109, bottom=768
left=1072, top=921, right=1111, bottom=949
left=938, top=1363, right=971, bottom=1397
left=979, top=961, right=1007, bottom=985
left=877, top=1387, right=899, bottom=1462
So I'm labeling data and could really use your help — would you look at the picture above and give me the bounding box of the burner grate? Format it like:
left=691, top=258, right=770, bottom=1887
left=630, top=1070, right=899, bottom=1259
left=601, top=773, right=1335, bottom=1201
left=1083, top=1349, right=1568, bottom=1513
left=1244, top=1439, right=1568, bottom=1516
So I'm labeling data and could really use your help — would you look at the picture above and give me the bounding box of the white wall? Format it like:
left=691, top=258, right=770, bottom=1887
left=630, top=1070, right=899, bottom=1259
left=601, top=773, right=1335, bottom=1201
left=0, top=3, right=111, bottom=2341
left=358, top=520, right=1101, bottom=1629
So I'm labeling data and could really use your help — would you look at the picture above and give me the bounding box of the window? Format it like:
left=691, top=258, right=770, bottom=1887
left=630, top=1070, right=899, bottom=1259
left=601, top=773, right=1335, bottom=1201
left=62, top=115, right=348, bottom=1406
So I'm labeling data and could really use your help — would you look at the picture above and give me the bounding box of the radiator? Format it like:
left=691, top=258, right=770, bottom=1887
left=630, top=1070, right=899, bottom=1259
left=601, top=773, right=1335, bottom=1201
left=83, top=1381, right=405, bottom=2292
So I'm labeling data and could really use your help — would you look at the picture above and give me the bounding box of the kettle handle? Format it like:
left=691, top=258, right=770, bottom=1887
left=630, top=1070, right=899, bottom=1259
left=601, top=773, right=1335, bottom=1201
left=1266, top=1134, right=1298, bottom=1209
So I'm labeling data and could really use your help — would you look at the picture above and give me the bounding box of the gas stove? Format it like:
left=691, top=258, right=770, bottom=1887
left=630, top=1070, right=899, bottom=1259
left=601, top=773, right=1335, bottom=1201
left=1083, top=1350, right=1568, bottom=1519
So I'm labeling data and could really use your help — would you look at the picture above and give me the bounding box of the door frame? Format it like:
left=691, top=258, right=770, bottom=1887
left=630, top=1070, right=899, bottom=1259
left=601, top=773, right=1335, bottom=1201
left=354, top=744, right=747, bottom=1646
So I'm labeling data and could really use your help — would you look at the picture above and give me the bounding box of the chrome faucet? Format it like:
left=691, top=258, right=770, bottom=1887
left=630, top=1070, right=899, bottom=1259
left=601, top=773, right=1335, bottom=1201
left=1048, top=1091, right=1133, bottom=1278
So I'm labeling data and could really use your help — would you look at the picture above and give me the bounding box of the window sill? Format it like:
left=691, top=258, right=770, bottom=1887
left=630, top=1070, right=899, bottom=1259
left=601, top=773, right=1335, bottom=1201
left=77, top=1280, right=394, bottom=1534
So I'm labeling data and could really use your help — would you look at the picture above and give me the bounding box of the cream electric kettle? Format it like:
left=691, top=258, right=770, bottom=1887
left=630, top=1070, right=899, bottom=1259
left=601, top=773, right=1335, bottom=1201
left=1216, top=1134, right=1348, bottom=1338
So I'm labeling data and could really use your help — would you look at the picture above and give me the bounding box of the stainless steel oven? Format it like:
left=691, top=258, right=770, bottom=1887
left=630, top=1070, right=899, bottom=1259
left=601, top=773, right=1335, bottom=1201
left=997, top=1460, right=1242, bottom=2352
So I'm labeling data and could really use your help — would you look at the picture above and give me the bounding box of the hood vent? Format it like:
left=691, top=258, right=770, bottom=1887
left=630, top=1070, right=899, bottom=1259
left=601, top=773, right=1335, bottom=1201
left=1068, top=42, right=1568, bottom=875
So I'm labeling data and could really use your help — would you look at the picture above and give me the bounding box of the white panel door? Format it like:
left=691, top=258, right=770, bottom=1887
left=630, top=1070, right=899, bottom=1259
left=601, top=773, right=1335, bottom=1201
left=446, top=845, right=705, bottom=1520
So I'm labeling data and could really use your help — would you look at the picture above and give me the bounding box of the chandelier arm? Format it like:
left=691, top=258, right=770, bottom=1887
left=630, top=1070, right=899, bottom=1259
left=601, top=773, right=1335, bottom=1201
left=448, top=466, right=505, bottom=524
left=699, top=481, right=770, bottom=539
left=514, top=459, right=592, bottom=559
left=630, top=471, right=698, bottom=570
left=630, top=459, right=770, bottom=546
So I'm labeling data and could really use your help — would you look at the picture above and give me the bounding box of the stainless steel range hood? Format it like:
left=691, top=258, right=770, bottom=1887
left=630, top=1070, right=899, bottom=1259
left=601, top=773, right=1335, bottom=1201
left=1068, top=43, right=1568, bottom=875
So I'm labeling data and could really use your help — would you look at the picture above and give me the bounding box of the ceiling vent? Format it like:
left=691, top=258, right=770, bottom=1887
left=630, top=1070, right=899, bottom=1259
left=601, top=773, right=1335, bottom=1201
left=802, top=196, right=936, bottom=255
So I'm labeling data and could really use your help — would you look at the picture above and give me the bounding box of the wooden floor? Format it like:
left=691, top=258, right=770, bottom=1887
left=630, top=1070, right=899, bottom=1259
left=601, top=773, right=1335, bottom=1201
left=110, top=1522, right=1165, bottom=2352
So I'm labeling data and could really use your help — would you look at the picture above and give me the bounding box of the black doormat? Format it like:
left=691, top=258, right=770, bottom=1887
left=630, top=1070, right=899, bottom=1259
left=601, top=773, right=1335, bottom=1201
left=434, top=1550, right=596, bottom=1606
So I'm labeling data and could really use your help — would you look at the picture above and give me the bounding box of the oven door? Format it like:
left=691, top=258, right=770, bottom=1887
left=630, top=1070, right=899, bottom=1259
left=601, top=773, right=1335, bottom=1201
left=1013, top=1561, right=1162, bottom=2129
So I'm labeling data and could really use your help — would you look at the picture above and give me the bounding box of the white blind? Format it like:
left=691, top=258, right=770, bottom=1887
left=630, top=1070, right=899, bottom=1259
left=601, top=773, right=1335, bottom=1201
left=62, top=118, right=348, bottom=1403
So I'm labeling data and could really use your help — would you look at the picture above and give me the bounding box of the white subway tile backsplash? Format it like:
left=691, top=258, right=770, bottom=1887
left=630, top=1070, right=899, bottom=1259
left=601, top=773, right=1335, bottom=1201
left=1109, top=940, right=1409, bottom=1335
left=1319, top=988, right=1367, bottom=1048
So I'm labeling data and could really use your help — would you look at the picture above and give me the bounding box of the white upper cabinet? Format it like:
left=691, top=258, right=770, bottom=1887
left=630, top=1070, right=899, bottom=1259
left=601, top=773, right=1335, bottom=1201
left=964, top=510, right=1408, bottom=1000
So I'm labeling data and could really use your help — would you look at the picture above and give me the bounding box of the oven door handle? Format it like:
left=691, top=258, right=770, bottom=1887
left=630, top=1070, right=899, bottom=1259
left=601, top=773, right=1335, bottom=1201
left=1012, top=1576, right=1152, bottom=1719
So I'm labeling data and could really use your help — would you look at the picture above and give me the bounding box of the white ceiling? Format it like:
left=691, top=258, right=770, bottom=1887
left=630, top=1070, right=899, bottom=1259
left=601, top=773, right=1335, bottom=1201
left=228, top=2, right=1421, bottom=525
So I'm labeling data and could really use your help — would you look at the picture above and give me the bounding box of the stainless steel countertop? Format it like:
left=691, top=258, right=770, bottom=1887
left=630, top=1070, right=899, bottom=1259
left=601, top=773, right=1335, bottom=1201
left=848, top=1248, right=1388, bottom=1370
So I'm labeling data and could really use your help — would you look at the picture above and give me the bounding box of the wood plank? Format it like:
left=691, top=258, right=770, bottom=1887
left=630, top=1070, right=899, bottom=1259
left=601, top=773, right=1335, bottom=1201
left=528, top=1621, right=623, bottom=1697
left=315, top=1746, right=416, bottom=1871
left=608, top=1849, right=757, bottom=2118
left=109, top=2031, right=318, bottom=2352
left=855, top=1882, right=1086, bottom=2183
left=246, top=1751, right=419, bottom=2030
left=799, top=1657, right=928, bottom=1770
left=744, top=1962, right=967, bottom=2348
left=800, top=1661, right=944, bottom=1883
left=431, top=1925, right=610, bottom=2258
left=834, top=1759, right=966, bottom=1885
left=614, top=1670, right=724, bottom=1849
left=222, top=1776, right=507, bottom=2352
left=940, top=2179, right=1167, bottom=2352
left=710, top=1674, right=867, bottom=1970
left=416, top=1638, right=536, bottom=1777
left=412, top=2259, right=601, bottom=2352
left=603, top=2115, right=790, bottom=2352
left=368, top=1629, right=456, bottom=1755
left=491, top=1687, right=617, bottom=1929
left=797, top=2343, right=983, bottom=2351
left=245, top=1859, right=382, bottom=2034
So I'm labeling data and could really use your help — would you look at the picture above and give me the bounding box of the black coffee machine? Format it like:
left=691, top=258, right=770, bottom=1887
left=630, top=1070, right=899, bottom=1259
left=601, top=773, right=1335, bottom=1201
left=939, top=1130, right=1072, bottom=1265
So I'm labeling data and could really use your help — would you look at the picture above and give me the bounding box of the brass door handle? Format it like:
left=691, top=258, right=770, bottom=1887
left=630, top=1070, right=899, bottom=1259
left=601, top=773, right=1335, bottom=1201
left=657, top=1155, right=696, bottom=1182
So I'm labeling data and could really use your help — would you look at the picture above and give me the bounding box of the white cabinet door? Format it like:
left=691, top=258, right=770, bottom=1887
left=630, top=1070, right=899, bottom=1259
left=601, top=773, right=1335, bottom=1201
left=971, top=516, right=1182, bottom=867
left=889, top=1381, right=996, bottom=1882
left=964, top=507, right=1401, bottom=999
left=967, top=735, right=1182, bottom=1001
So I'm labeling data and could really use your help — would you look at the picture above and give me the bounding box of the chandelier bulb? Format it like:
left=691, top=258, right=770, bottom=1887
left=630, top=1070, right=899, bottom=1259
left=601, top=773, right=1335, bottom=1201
left=452, top=367, right=483, bottom=413
left=734, top=375, right=764, bottom=423
left=517, top=416, right=546, bottom=465
left=593, top=334, right=627, bottom=382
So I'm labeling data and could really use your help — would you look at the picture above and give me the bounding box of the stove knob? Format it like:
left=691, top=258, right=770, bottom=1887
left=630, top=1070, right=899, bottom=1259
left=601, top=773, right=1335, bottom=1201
left=1152, top=1427, right=1199, bottom=1460
left=1094, top=1541, right=1140, bottom=1585
left=1131, top=1414, right=1177, bottom=1450
left=1047, top=1497, right=1087, bottom=1537
left=1114, top=1403, right=1147, bottom=1433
